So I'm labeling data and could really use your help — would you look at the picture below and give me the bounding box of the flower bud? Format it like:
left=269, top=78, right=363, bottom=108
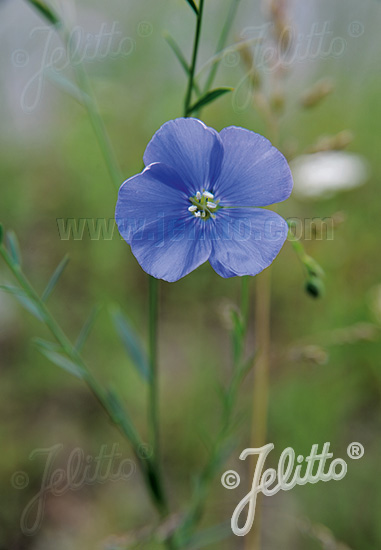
left=305, top=276, right=325, bottom=298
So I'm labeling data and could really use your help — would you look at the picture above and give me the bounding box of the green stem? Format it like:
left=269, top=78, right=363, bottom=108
left=184, top=0, right=205, bottom=116
left=148, top=276, right=160, bottom=466
left=175, top=278, right=252, bottom=545
left=0, top=242, right=170, bottom=519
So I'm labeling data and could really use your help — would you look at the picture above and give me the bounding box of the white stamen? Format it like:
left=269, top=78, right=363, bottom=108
left=203, top=191, right=214, bottom=199
left=195, top=211, right=201, bottom=217
left=188, top=205, right=197, bottom=212
left=196, top=191, right=202, bottom=200
left=201, top=211, right=206, bottom=218
left=206, top=201, right=217, bottom=209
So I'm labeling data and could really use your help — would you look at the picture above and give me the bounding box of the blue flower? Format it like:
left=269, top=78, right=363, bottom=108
left=116, top=118, right=293, bottom=282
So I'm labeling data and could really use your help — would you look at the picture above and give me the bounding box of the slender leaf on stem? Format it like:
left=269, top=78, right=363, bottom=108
left=25, top=0, right=61, bottom=27
left=75, top=306, right=101, bottom=352
left=0, top=284, right=26, bottom=297
left=186, top=87, right=232, bottom=115
left=0, top=284, right=45, bottom=321
left=6, top=231, right=22, bottom=267
left=164, top=32, right=190, bottom=75
left=42, top=254, right=70, bottom=302
left=106, top=387, right=142, bottom=448
left=185, top=0, right=199, bottom=15
left=45, top=70, right=89, bottom=106
left=32, top=337, right=63, bottom=353
left=111, top=307, right=151, bottom=382
left=184, top=0, right=205, bottom=116
left=164, top=33, right=202, bottom=96
left=36, top=346, right=85, bottom=379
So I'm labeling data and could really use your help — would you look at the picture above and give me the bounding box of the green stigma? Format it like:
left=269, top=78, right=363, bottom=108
left=188, top=190, right=220, bottom=220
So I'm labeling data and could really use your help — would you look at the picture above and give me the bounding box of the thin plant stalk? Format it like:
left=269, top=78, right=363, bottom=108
left=246, top=267, right=271, bottom=550
left=184, top=0, right=205, bottom=115
left=148, top=275, right=164, bottom=496
left=0, top=241, right=168, bottom=513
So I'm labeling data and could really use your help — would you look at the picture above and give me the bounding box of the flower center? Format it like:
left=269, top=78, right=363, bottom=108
left=188, top=190, right=220, bottom=220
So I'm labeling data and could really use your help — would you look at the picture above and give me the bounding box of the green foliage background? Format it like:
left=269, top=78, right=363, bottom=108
left=0, top=0, right=380, bottom=548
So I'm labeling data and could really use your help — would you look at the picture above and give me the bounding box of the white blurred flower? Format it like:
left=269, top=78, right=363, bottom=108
left=290, top=151, right=370, bottom=199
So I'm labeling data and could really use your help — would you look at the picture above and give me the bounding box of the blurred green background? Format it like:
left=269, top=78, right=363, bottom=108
left=1, top=0, right=381, bottom=548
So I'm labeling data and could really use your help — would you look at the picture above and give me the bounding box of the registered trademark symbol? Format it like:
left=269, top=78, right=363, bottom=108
left=137, top=21, right=153, bottom=38
left=348, top=21, right=364, bottom=38
left=347, top=442, right=365, bottom=459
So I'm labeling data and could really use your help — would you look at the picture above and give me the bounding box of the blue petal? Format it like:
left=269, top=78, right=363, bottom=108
left=116, top=163, right=189, bottom=244
left=214, top=127, right=293, bottom=206
left=130, top=217, right=212, bottom=282
left=208, top=208, right=288, bottom=278
left=143, top=118, right=224, bottom=195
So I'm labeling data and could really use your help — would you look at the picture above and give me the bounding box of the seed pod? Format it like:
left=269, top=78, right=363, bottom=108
left=301, top=78, right=334, bottom=108
left=306, top=130, right=354, bottom=154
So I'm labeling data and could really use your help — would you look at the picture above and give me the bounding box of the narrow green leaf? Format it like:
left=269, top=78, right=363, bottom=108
left=0, top=284, right=25, bottom=297
left=32, top=337, right=63, bottom=353
left=0, top=223, right=3, bottom=245
left=106, top=388, right=140, bottom=446
left=26, top=0, right=61, bottom=26
left=36, top=347, right=84, bottom=379
left=42, top=254, right=70, bottom=302
left=185, top=0, right=199, bottom=15
left=75, top=306, right=101, bottom=352
left=15, top=294, right=45, bottom=321
left=163, top=33, right=201, bottom=96
left=6, top=231, right=22, bottom=267
left=186, top=87, right=233, bottom=115
left=111, top=307, right=151, bottom=382
left=164, top=32, right=191, bottom=75
left=45, top=70, right=89, bottom=106
left=0, top=284, right=44, bottom=321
